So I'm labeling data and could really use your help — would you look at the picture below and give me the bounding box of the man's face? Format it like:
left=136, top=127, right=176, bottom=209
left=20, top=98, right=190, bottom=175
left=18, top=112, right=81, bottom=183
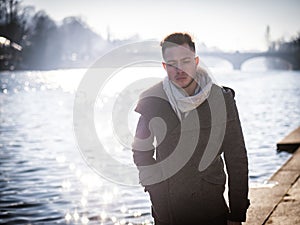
left=162, top=43, right=199, bottom=89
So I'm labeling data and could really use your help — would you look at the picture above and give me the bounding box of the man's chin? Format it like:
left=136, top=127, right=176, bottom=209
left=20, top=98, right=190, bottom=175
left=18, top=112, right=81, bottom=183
left=172, top=81, right=186, bottom=89
left=178, top=80, right=195, bottom=89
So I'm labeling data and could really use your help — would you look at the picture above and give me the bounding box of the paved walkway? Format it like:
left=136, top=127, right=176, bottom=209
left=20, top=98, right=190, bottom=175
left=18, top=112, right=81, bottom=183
left=245, top=127, right=300, bottom=225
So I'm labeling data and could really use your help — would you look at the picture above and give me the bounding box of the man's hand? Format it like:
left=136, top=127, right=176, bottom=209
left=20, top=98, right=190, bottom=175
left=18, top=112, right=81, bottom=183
left=227, top=221, right=242, bottom=225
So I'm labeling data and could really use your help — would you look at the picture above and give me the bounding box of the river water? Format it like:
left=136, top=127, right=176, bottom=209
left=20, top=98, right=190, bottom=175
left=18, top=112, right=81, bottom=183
left=0, top=68, right=300, bottom=224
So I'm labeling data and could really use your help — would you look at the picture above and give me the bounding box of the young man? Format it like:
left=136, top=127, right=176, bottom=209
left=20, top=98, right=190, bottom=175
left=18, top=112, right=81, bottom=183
left=132, top=33, right=249, bottom=225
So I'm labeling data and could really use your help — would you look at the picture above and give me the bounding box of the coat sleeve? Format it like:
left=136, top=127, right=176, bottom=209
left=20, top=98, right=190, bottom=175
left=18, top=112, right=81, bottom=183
left=223, top=91, right=250, bottom=222
left=132, top=115, right=159, bottom=187
left=132, top=115, right=171, bottom=222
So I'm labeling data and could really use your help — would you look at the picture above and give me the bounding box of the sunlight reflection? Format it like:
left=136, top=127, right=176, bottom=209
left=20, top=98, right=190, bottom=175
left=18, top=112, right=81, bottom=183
left=133, top=210, right=142, bottom=217
left=61, top=180, right=71, bottom=190
left=1, top=69, right=156, bottom=225
left=65, top=212, right=72, bottom=222
left=120, top=205, right=127, bottom=213
left=34, top=69, right=86, bottom=93
left=111, top=216, right=117, bottom=222
left=73, top=209, right=80, bottom=222
left=100, top=211, right=107, bottom=221
left=120, top=219, right=126, bottom=224
left=81, top=215, right=89, bottom=224
left=69, top=163, right=76, bottom=171
left=144, top=219, right=152, bottom=225
left=56, top=155, right=66, bottom=163
left=82, top=189, right=89, bottom=196
left=81, top=197, right=88, bottom=207
left=76, top=169, right=82, bottom=177
left=79, top=174, right=102, bottom=188
left=113, top=186, right=119, bottom=195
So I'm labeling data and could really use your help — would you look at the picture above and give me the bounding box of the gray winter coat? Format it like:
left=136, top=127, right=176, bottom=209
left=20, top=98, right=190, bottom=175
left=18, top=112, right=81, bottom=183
left=132, top=82, right=249, bottom=224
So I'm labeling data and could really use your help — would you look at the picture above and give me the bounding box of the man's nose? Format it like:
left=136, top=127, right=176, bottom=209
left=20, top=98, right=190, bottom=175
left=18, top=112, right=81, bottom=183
left=175, top=64, right=185, bottom=73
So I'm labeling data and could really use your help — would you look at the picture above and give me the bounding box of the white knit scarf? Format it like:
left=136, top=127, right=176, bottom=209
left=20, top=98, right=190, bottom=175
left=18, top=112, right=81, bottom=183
left=163, top=67, right=213, bottom=121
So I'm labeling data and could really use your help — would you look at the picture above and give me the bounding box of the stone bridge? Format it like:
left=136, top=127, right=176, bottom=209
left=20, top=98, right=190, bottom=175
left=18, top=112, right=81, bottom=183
left=199, top=51, right=300, bottom=70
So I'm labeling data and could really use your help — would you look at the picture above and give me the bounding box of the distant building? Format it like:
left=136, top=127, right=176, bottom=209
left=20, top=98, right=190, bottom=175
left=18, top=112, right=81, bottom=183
left=0, top=36, right=22, bottom=70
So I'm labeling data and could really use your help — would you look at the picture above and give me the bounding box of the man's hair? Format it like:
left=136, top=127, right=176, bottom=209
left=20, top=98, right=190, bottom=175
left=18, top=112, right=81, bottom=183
left=160, top=32, right=196, bottom=56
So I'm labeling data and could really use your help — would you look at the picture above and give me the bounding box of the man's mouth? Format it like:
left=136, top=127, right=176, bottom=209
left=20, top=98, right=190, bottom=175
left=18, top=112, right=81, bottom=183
left=175, top=75, right=188, bottom=81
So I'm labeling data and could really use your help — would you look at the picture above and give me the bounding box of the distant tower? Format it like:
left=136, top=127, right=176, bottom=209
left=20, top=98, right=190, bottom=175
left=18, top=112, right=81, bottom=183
left=265, top=25, right=271, bottom=49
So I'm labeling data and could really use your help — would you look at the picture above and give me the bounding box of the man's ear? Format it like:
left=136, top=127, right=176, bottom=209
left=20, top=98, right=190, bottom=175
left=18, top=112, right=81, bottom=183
left=195, top=56, right=199, bottom=65
left=162, top=62, right=167, bottom=70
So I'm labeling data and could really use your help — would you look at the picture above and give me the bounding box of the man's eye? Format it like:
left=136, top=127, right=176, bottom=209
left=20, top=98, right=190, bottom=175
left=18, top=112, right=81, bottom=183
left=183, top=60, right=191, bottom=64
left=167, top=63, right=176, bottom=67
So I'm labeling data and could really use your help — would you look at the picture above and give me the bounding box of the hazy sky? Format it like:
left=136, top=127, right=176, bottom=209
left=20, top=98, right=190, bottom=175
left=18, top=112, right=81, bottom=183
left=23, top=0, right=300, bottom=51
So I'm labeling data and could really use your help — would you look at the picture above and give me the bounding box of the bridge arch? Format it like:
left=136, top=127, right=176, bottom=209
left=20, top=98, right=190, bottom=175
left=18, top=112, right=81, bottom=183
left=200, top=51, right=299, bottom=70
left=241, top=56, right=293, bottom=70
